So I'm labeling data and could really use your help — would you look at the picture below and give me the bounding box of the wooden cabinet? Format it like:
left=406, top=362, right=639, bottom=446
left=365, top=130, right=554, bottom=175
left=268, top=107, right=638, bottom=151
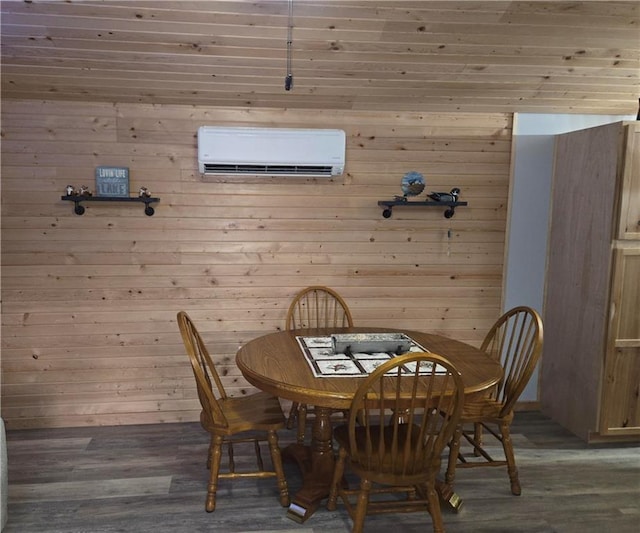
left=541, top=121, right=640, bottom=443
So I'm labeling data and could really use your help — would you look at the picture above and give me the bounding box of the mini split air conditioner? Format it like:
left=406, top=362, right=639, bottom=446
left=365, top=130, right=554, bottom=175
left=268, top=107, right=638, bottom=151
left=197, top=126, right=346, bottom=177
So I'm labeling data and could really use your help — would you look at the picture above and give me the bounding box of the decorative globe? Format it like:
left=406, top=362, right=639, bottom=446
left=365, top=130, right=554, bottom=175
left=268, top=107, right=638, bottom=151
left=401, top=171, right=425, bottom=197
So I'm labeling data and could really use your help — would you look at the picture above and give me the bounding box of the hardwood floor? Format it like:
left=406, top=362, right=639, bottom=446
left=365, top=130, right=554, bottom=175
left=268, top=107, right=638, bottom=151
left=4, top=411, right=639, bottom=532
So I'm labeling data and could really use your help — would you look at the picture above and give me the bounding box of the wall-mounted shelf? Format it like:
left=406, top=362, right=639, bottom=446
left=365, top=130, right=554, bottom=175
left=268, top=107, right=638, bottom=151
left=61, top=195, right=160, bottom=216
left=377, top=199, right=468, bottom=219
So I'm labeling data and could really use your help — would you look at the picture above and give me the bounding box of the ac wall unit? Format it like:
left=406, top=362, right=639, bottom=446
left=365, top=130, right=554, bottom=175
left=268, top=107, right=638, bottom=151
left=197, top=126, right=346, bottom=177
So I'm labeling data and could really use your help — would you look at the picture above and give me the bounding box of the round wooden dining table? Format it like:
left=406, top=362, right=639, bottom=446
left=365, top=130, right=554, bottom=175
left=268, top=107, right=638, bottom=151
left=236, top=326, right=503, bottom=523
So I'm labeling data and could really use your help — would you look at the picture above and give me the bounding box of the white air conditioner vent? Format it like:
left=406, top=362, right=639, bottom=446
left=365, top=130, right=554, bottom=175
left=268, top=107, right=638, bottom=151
left=197, top=126, right=345, bottom=177
left=202, top=164, right=334, bottom=176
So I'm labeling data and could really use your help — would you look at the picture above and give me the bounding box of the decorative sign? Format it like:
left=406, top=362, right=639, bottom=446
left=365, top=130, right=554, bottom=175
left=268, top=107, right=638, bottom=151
left=95, top=166, right=129, bottom=197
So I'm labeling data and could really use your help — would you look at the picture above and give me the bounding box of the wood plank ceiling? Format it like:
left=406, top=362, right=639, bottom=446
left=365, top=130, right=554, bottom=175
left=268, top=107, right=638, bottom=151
left=1, top=1, right=639, bottom=114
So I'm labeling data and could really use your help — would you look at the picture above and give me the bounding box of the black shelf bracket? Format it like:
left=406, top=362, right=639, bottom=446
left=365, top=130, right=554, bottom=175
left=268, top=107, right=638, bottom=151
left=377, top=199, right=468, bottom=219
left=61, top=195, right=160, bottom=216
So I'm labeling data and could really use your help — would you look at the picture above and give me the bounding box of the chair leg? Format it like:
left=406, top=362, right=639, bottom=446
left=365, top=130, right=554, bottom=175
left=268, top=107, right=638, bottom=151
left=425, top=480, right=445, bottom=533
left=473, top=422, right=483, bottom=456
left=206, top=435, right=223, bottom=512
left=267, top=431, right=290, bottom=507
left=352, top=478, right=371, bottom=533
left=327, top=446, right=347, bottom=511
left=286, top=401, right=299, bottom=430
left=499, top=421, right=521, bottom=495
left=445, top=424, right=463, bottom=486
left=206, top=439, right=213, bottom=469
left=296, top=403, right=308, bottom=444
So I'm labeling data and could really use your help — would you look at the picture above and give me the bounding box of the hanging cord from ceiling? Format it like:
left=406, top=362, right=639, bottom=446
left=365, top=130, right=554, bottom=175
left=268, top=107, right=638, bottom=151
left=285, top=0, right=294, bottom=91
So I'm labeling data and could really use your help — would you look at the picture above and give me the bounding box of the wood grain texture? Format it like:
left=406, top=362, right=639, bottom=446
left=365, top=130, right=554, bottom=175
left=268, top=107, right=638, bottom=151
left=4, top=411, right=640, bottom=532
left=0, top=99, right=511, bottom=428
left=618, top=123, right=640, bottom=240
left=601, top=247, right=640, bottom=435
left=541, top=123, right=622, bottom=441
left=1, top=1, right=638, bottom=114
left=542, top=121, right=640, bottom=443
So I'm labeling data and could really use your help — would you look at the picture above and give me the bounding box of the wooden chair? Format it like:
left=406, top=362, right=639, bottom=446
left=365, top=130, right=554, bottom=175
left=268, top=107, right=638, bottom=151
left=445, top=306, right=543, bottom=496
left=285, top=285, right=354, bottom=331
left=285, top=286, right=354, bottom=443
left=176, top=311, right=290, bottom=512
left=327, top=353, right=465, bottom=533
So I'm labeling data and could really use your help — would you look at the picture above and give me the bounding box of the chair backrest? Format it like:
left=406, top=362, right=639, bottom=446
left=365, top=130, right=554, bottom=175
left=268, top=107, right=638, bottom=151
left=481, top=306, right=544, bottom=416
left=177, top=311, right=229, bottom=429
left=347, top=353, right=464, bottom=481
left=286, top=286, right=354, bottom=330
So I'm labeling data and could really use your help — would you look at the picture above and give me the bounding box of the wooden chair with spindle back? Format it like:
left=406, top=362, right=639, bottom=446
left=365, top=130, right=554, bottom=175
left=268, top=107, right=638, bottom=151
left=445, top=306, right=543, bottom=496
left=285, top=286, right=354, bottom=443
left=327, top=352, right=465, bottom=533
left=176, top=311, right=289, bottom=512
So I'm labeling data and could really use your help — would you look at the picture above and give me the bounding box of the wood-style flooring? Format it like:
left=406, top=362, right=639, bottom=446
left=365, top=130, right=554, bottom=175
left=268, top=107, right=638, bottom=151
left=4, top=411, right=640, bottom=532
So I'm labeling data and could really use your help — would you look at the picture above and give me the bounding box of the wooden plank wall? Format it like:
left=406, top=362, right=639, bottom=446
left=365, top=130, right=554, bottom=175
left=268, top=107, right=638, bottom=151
left=0, top=100, right=512, bottom=429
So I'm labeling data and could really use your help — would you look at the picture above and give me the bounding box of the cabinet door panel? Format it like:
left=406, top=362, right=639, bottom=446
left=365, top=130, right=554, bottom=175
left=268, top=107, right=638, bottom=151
left=618, top=122, right=640, bottom=240
left=600, top=347, right=640, bottom=435
left=601, top=247, right=640, bottom=436
left=616, top=250, right=640, bottom=340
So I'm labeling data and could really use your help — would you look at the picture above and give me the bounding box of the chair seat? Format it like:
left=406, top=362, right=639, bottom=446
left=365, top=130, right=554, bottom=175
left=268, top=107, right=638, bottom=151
left=202, top=391, right=286, bottom=435
left=460, top=398, right=506, bottom=420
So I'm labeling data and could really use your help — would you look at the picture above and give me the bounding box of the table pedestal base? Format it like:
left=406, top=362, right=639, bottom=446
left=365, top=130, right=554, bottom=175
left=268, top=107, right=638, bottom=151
left=437, top=480, right=464, bottom=512
left=282, top=443, right=328, bottom=522
left=282, top=406, right=336, bottom=523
